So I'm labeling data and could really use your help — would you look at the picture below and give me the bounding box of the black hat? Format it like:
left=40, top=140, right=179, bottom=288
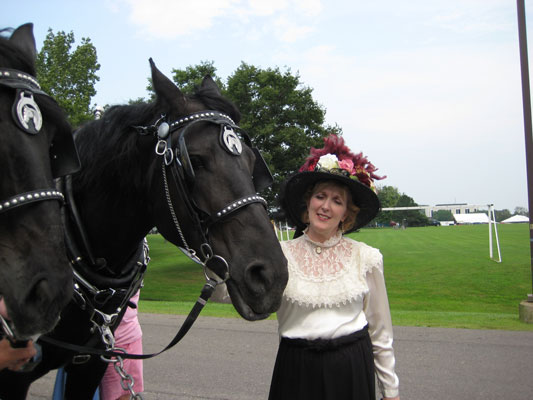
left=281, top=135, right=385, bottom=235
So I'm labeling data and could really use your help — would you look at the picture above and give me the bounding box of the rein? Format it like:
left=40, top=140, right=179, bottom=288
left=39, top=111, right=272, bottom=366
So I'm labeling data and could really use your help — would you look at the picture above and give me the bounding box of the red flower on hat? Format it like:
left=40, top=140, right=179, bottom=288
left=299, top=134, right=385, bottom=191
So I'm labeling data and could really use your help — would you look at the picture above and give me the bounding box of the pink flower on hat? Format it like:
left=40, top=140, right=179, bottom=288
left=338, top=158, right=355, bottom=175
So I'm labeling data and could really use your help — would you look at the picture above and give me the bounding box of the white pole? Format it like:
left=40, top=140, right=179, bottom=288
left=278, top=221, right=283, bottom=241
left=489, top=204, right=493, bottom=259
left=273, top=221, right=279, bottom=241
left=285, top=221, right=289, bottom=241
left=492, top=205, right=502, bottom=263
left=488, top=204, right=502, bottom=263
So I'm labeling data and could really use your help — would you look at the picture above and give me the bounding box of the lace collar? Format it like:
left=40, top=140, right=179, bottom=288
left=280, top=234, right=380, bottom=308
left=303, top=229, right=342, bottom=254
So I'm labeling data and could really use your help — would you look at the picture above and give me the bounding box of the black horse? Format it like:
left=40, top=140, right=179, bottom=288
left=0, top=58, right=288, bottom=399
left=0, top=23, right=79, bottom=341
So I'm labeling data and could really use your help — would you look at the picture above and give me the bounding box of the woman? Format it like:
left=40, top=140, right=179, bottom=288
left=269, top=134, right=399, bottom=400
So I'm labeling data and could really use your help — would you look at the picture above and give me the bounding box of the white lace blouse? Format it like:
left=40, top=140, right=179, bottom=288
left=277, top=232, right=400, bottom=398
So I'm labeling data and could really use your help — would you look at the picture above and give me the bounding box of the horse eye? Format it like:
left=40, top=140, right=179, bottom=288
left=189, top=155, right=204, bottom=170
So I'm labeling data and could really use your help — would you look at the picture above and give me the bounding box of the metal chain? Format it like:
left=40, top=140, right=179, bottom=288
left=98, top=323, right=144, bottom=399
left=161, top=162, right=194, bottom=256
left=113, top=353, right=143, bottom=399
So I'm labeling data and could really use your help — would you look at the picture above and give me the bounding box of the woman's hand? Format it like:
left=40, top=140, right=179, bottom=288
left=0, top=338, right=36, bottom=371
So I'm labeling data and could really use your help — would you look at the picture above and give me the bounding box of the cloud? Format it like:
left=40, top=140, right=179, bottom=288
left=115, top=0, right=320, bottom=41
left=117, top=0, right=238, bottom=37
left=285, top=41, right=521, bottom=144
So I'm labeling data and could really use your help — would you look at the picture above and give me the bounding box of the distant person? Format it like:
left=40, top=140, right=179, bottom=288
left=94, top=105, right=105, bottom=120
left=268, top=134, right=400, bottom=400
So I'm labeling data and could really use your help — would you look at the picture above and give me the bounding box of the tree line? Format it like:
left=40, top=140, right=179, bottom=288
left=35, top=28, right=527, bottom=224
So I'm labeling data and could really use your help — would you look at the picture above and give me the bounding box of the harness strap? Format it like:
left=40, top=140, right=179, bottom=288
left=39, top=278, right=218, bottom=360
left=62, top=175, right=100, bottom=267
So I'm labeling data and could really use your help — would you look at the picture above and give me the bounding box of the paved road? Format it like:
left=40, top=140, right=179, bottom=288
left=27, top=313, right=533, bottom=400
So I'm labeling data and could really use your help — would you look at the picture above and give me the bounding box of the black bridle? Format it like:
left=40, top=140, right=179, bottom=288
left=0, top=68, right=80, bottom=340
left=0, top=68, right=80, bottom=216
left=140, top=110, right=273, bottom=282
left=39, top=110, right=274, bottom=364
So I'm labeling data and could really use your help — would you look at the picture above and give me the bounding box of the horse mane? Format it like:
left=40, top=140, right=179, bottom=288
left=73, top=84, right=240, bottom=205
left=73, top=102, right=157, bottom=203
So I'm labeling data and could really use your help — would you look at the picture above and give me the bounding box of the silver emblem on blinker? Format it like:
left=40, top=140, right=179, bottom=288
left=15, top=91, right=42, bottom=134
left=222, top=126, right=242, bottom=155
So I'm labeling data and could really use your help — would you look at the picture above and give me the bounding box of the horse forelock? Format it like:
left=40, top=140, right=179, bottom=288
left=191, top=86, right=241, bottom=123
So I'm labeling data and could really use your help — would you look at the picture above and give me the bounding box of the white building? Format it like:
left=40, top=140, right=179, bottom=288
left=382, top=203, right=488, bottom=218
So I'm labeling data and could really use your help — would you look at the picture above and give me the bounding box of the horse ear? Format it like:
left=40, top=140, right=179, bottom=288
left=149, top=58, right=186, bottom=110
left=200, top=75, right=222, bottom=96
left=9, top=23, right=37, bottom=62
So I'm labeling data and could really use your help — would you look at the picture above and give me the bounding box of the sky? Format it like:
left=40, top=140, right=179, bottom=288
left=4, top=0, right=533, bottom=212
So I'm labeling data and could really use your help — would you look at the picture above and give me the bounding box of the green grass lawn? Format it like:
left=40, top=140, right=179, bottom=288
left=139, top=224, right=533, bottom=330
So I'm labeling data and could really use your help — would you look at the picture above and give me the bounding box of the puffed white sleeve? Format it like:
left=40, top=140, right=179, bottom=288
left=363, top=250, right=400, bottom=398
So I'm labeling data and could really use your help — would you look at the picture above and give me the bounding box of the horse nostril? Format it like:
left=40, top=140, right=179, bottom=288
left=26, top=279, right=53, bottom=308
left=244, top=263, right=273, bottom=296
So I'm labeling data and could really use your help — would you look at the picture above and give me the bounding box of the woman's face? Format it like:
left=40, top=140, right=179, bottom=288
left=306, top=183, right=348, bottom=242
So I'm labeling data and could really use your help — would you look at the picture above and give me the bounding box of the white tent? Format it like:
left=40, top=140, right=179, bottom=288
left=501, top=215, right=529, bottom=223
left=453, top=213, right=490, bottom=224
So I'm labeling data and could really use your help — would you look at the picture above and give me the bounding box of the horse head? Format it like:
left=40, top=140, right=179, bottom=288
left=146, top=60, right=288, bottom=320
left=0, top=24, right=78, bottom=339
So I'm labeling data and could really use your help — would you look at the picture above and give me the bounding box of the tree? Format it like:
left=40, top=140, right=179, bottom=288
left=170, top=61, right=340, bottom=207
left=376, top=186, right=401, bottom=225
left=375, top=185, right=428, bottom=226
left=36, top=29, right=100, bottom=127
left=433, top=209, right=454, bottom=221
left=494, top=209, right=511, bottom=222
left=392, top=194, right=429, bottom=227
left=514, top=206, right=528, bottom=216
left=171, top=60, right=224, bottom=94
left=225, top=62, right=341, bottom=206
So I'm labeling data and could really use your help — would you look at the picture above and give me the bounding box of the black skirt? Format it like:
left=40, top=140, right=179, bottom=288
left=268, top=325, right=375, bottom=400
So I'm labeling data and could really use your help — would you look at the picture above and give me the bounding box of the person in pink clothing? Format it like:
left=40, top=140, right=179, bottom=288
left=99, top=290, right=143, bottom=400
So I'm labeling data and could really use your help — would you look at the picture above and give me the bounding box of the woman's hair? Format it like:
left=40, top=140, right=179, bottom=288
left=301, top=181, right=360, bottom=233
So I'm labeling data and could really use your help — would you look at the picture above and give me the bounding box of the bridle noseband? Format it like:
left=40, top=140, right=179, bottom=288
left=137, top=111, right=273, bottom=282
